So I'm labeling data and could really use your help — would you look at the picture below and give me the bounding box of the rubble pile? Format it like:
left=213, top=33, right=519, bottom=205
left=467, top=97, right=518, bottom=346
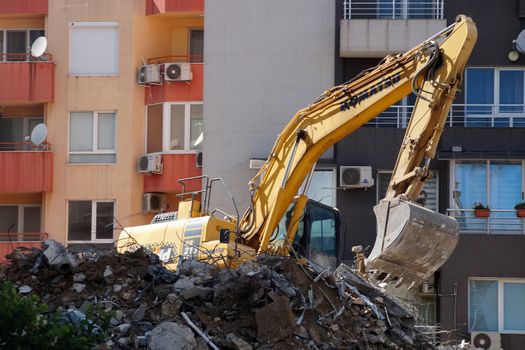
left=0, top=240, right=435, bottom=349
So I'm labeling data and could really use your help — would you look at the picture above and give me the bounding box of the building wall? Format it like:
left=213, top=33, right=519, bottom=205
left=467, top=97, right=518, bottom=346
left=203, top=0, right=335, bottom=214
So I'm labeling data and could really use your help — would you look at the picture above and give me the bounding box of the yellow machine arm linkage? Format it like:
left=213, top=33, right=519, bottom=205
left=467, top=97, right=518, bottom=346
left=239, top=16, right=477, bottom=282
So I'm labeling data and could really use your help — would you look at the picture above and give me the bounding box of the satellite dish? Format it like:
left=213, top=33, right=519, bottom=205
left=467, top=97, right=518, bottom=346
left=513, top=29, right=525, bottom=55
left=30, top=123, right=48, bottom=146
left=30, top=36, right=47, bottom=58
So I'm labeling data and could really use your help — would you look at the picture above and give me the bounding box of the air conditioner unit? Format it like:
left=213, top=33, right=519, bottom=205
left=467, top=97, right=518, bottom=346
left=195, top=151, right=203, bottom=168
left=471, top=332, right=501, bottom=350
left=137, top=154, right=163, bottom=174
left=339, top=166, right=374, bottom=189
left=143, top=193, right=167, bottom=214
left=162, top=63, right=192, bottom=82
left=137, top=64, right=160, bottom=85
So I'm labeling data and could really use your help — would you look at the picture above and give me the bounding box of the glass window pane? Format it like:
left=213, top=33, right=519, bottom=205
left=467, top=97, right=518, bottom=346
left=377, top=0, right=401, bottom=18
left=96, top=202, right=114, bottom=240
left=29, top=30, right=44, bottom=46
left=70, top=112, right=93, bottom=151
left=147, top=105, right=163, bottom=153
left=190, top=29, right=203, bottom=63
left=170, top=105, right=185, bottom=150
left=469, top=280, right=498, bottom=332
left=27, top=118, right=44, bottom=139
left=69, top=154, right=116, bottom=164
left=23, top=207, right=41, bottom=233
left=0, top=118, right=24, bottom=145
left=407, top=0, right=434, bottom=19
left=190, top=104, right=203, bottom=150
left=97, top=112, right=116, bottom=150
left=504, top=282, right=525, bottom=331
left=68, top=201, right=92, bottom=241
left=490, top=161, right=522, bottom=232
left=455, top=161, right=487, bottom=208
left=307, top=170, right=336, bottom=207
left=466, top=68, right=494, bottom=126
left=6, top=31, right=27, bottom=61
left=0, top=31, right=4, bottom=57
left=500, top=71, right=524, bottom=114
left=308, top=204, right=337, bottom=257
left=0, top=206, right=18, bottom=233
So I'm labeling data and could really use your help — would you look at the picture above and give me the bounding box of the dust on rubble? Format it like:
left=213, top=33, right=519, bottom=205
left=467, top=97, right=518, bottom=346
left=0, top=240, right=437, bottom=349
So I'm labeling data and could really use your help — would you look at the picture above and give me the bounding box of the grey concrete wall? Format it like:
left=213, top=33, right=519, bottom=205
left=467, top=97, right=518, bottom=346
left=203, top=0, right=335, bottom=215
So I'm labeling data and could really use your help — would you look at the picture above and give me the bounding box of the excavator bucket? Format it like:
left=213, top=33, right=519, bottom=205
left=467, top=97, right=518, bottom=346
left=367, top=199, right=459, bottom=285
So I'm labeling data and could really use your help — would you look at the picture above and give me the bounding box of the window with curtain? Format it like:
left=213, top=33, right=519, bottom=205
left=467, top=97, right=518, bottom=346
left=69, top=111, right=116, bottom=163
left=70, top=22, right=119, bottom=75
left=470, top=279, right=525, bottom=332
left=453, top=160, right=522, bottom=232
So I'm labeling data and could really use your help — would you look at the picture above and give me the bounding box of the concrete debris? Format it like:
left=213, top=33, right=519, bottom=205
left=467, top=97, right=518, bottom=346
left=148, top=322, right=197, bottom=350
left=1, top=240, right=437, bottom=349
left=42, top=239, right=78, bottom=272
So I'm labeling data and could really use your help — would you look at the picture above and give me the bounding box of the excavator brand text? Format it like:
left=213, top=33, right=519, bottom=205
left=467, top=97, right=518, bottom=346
left=340, top=72, right=402, bottom=112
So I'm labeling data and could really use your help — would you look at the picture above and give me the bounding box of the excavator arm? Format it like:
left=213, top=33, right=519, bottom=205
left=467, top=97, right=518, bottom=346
left=239, top=16, right=477, bottom=283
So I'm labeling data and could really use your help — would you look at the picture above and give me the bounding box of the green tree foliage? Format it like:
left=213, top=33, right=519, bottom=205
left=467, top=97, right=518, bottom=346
left=0, top=282, right=109, bottom=350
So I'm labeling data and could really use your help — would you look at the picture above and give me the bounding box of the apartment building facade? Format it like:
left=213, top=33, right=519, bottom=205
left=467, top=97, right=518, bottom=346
left=0, top=0, right=203, bottom=255
left=337, top=0, right=525, bottom=347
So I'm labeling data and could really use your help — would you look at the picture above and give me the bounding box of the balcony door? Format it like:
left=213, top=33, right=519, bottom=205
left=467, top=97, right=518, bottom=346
left=0, top=117, right=43, bottom=150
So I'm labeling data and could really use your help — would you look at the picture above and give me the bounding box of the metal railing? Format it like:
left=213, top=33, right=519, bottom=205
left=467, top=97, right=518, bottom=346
left=147, top=54, right=203, bottom=64
left=446, top=209, right=525, bottom=234
left=0, top=232, right=48, bottom=242
left=0, top=141, right=51, bottom=152
left=0, top=52, right=53, bottom=62
left=363, top=104, right=525, bottom=128
left=343, top=0, right=444, bottom=19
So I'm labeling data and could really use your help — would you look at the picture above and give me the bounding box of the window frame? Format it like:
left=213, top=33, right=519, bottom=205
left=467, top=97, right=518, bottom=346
left=0, top=204, right=42, bottom=233
left=0, top=29, right=45, bottom=61
left=449, top=159, right=525, bottom=210
left=145, top=102, right=203, bottom=154
left=69, top=21, right=119, bottom=76
left=67, top=200, right=115, bottom=243
left=469, top=277, right=525, bottom=334
left=68, top=111, right=117, bottom=164
left=188, top=28, right=204, bottom=63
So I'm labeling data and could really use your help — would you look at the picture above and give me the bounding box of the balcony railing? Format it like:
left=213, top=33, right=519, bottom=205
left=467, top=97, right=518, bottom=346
left=446, top=209, right=525, bottom=234
left=0, top=141, right=51, bottom=152
left=343, top=0, right=444, bottom=19
left=0, top=53, right=52, bottom=62
left=364, top=104, right=525, bottom=128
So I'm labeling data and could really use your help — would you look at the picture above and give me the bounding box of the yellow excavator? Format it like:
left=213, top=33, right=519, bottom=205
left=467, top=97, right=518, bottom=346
left=118, top=15, right=477, bottom=286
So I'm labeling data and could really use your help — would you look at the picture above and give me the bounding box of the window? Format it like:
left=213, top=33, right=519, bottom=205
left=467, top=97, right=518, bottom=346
left=470, top=278, right=525, bottom=333
left=452, top=160, right=523, bottom=232
left=146, top=103, right=203, bottom=153
left=377, top=171, right=439, bottom=211
left=189, top=29, right=203, bottom=63
left=466, top=68, right=525, bottom=127
left=69, top=112, right=116, bottom=164
left=68, top=201, right=114, bottom=242
left=0, top=205, right=41, bottom=240
left=0, top=117, right=43, bottom=150
left=0, top=29, right=44, bottom=61
left=377, top=0, right=438, bottom=19
left=70, top=22, right=119, bottom=76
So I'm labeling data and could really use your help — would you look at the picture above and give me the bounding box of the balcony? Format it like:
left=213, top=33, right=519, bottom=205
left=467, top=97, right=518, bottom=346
left=144, top=57, right=203, bottom=105
left=0, top=0, right=47, bottom=15
left=146, top=0, right=204, bottom=16
left=447, top=209, right=525, bottom=235
left=340, top=0, right=446, bottom=57
left=0, top=233, right=47, bottom=263
left=363, top=104, right=525, bottom=128
left=0, top=54, right=55, bottom=102
left=0, top=143, right=53, bottom=193
left=143, top=153, right=202, bottom=193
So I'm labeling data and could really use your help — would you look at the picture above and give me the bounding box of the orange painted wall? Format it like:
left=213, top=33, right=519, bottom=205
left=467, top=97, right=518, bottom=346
left=0, top=62, right=55, bottom=102
left=145, top=63, right=203, bottom=104
left=143, top=153, right=201, bottom=193
left=0, top=0, right=47, bottom=15
left=0, top=152, right=53, bottom=192
left=146, top=0, right=204, bottom=15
